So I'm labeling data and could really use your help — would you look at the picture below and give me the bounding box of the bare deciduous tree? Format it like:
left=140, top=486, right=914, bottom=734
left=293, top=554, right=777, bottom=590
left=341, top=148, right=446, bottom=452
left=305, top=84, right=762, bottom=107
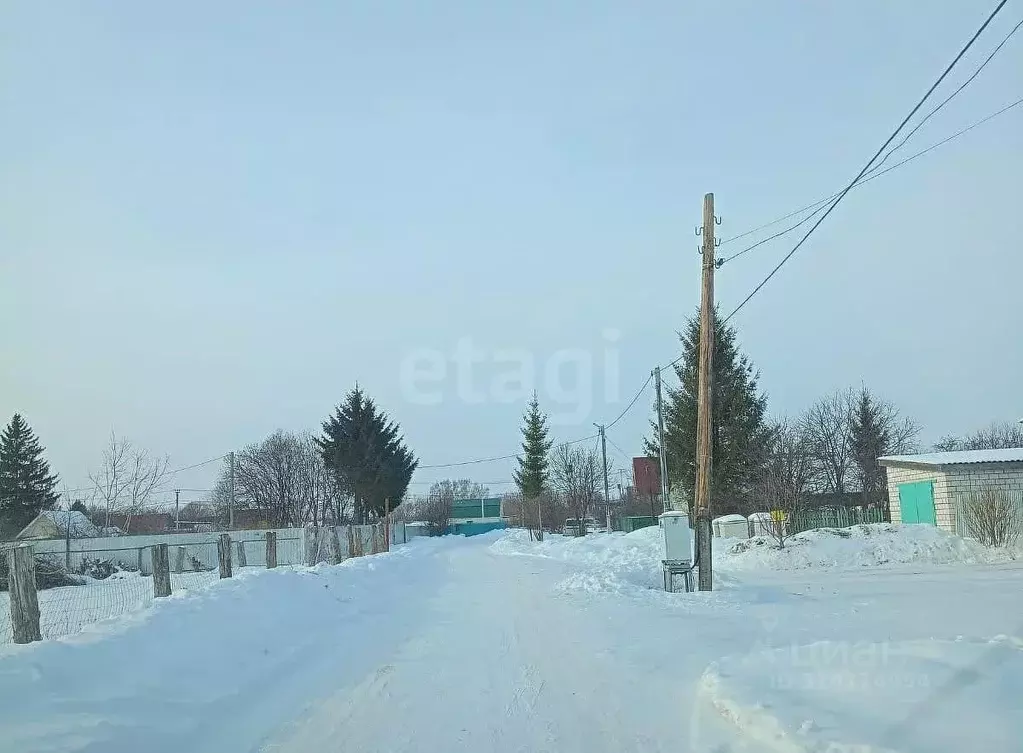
left=550, top=444, right=602, bottom=535
left=418, top=491, right=453, bottom=536
left=213, top=431, right=351, bottom=528
left=88, top=433, right=169, bottom=531
left=935, top=422, right=1023, bottom=452
left=801, top=387, right=918, bottom=500
left=800, top=389, right=855, bottom=494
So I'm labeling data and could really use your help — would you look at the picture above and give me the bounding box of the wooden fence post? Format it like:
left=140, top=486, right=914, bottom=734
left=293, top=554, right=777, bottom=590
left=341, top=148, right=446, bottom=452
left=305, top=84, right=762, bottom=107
left=175, top=546, right=186, bottom=573
left=265, top=531, right=277, bottom=568
left=328, top=527, right=343, bottom=564
left=235, top=540, right=247, bottom=568
left=7, top=545, right=41, bottom=643
left=217, top=534, right=232, bottom=578
left=152, top=544, right=171, bottom=597
left=303, top=524, right=318, bottom=565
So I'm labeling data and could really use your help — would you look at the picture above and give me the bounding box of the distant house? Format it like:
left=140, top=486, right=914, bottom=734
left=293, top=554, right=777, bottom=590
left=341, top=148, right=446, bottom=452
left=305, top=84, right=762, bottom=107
left=446, top=497, right=506, bottom=536
left=106, top=512, right=175, bottom=535
left=17, top=510, right=101, bottom=540
left=879, top=448, right=1023, bottom=536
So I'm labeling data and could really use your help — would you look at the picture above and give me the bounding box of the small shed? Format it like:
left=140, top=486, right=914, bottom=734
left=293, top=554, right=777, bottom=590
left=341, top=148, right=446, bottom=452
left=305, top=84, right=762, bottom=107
left=17, top=510, right=100, bottom=540
left=879, top=448, right=1023, bottom=535
left=713, top=514, right=749, bottom=539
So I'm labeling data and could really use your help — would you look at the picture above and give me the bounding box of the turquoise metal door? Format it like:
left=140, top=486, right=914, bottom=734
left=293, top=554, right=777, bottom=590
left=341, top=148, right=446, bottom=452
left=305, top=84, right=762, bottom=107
left=898, top=481, right=936, bottom=525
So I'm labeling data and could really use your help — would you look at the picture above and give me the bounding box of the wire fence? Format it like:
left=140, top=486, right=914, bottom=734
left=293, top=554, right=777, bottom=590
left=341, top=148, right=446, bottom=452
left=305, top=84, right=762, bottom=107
left=1, top=524, right=411, bottom=646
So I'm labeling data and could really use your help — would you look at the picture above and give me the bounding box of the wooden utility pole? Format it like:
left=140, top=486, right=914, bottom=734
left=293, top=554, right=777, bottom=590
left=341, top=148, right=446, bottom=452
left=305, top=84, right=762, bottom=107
left=174, top=489, right=180, bottom=531
left=597, top=424, right=611, bottom=532
left=695, top=192, right=717, bottom=591
left=654, top=366, right=669, bottom=512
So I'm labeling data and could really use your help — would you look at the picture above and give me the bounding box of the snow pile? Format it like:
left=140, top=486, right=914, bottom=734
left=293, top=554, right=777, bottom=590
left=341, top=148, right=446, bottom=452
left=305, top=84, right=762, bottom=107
left=698, top=636, right=1023, bottom=753
left=491, top=527, right=738, bottom=596
left=719, top=523, right=1019, bottom=571
left=0, top=536, right=453, bottom=753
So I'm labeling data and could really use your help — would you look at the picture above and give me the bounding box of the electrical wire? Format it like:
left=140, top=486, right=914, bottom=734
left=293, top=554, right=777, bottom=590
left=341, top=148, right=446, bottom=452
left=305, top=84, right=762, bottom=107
left=871, top=15, right=1023, bottom=174
left=723, top=0, right=1012, bottom=323
left=606, top=373, right=654, bottom=430
left=718, top=94, right=1023, bottom=265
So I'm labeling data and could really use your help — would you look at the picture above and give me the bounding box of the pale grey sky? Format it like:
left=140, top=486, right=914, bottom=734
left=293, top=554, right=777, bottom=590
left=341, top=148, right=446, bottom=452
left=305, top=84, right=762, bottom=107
left=2, top=1, right=1021, bottom=503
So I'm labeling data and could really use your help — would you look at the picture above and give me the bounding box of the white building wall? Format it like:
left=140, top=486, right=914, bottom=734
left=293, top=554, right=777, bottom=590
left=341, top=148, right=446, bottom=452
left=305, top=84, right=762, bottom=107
left=885, top=462, right=1023, bottom=534
left=883, top=465, right=953, bottom=531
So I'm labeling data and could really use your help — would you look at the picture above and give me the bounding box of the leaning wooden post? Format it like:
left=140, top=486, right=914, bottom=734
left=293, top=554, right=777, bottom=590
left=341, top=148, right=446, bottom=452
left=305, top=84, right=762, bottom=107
left=151, top=544, right=171, bottom=597
left=235, top=540, right=247, bottom=568
left=217, top=533, right=232, bottom=578
left=7, top=545, right=41, bottom=643
left=265, top=531, right=277, bottom=568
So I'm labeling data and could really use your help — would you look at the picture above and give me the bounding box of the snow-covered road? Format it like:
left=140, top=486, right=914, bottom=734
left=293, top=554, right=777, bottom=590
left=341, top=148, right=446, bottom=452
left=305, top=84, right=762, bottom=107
left=1, top=530, right=1022, bottom=753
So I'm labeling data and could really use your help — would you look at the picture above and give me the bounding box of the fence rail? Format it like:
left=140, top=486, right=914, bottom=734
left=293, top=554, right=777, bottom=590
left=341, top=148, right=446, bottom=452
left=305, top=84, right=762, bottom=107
left=1, top=523, right=418, bottom=646
left=788, top=506, right=887, bottom=536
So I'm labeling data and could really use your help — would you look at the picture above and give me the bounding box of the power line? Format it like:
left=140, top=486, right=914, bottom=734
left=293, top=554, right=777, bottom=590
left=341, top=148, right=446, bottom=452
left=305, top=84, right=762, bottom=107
left=718, top=94, right=1023, bottom=265
left=418, top=433, right=597, bottom=470
left=871, top=15, right=1023, bottom=174
left=166, top=454, right=228, bottom=475
left=606, top=373, right=653, bottom=430
left=723, top=0, right=1012, bottom=323
left=605, top=435, right=632, bottom=463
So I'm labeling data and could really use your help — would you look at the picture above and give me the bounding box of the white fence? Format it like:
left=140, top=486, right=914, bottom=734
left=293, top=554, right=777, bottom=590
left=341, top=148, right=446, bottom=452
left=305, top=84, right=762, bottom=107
left=2, top=523, right=428, bottom=645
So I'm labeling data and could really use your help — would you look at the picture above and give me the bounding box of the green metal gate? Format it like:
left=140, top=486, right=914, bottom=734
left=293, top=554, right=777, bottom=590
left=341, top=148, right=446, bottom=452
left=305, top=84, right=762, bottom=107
left=898, top=480, right=936, bottom=525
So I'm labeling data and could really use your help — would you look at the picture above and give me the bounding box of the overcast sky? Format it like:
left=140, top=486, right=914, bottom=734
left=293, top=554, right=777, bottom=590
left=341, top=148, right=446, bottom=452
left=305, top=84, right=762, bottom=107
left=2, top=1, right=1021, bottom=505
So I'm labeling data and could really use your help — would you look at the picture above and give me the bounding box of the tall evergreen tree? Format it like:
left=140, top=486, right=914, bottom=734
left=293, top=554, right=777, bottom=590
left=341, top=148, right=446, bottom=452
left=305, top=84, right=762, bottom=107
left=319, top=386, right=417, bottom=522
left=513, top=393, right=553, bottom=500
left=646, top=309, right=772, bottom=514
left=849, top=388, right=889, bottom=505
left=0, top=414, right=60, bottom=537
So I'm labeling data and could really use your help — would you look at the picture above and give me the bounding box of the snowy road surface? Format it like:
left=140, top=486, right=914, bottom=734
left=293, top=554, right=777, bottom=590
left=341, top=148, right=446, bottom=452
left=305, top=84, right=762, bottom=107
left=1, top=531, right=1021, bottom=753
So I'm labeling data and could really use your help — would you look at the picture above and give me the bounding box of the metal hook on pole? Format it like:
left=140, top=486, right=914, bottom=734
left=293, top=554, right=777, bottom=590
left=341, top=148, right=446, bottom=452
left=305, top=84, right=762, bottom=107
left=714, top=215, right=722, bottom=225
left=695, top=226, right=703, bottom=236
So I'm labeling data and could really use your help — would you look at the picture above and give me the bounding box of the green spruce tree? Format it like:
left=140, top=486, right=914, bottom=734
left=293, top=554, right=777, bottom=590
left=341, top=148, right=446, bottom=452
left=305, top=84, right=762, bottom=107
left=513, top=393, right=553, bottom=500
left=319, top=386, right=418, bottom=522
left=850, top=387, right=889, bottom=508
left=646, top=309, right=772, bottom=514
left=0, top=414, right=60, bottom=537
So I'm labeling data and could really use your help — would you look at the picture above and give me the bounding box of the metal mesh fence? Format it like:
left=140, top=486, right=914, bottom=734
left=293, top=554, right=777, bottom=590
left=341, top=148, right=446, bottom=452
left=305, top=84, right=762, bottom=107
left=1, top=525, right=397, bottom=645
left=2, top=546, right=156, bottom=643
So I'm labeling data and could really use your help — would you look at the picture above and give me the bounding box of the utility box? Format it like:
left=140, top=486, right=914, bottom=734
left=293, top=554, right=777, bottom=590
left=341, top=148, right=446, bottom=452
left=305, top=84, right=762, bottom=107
left=659, top=511, right=693, bottom=562
left=659, top=511, right=694, bottom=593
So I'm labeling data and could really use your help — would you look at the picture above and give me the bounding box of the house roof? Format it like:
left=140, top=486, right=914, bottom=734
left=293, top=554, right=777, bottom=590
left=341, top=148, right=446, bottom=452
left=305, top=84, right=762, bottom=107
left=17, top=510, right=100, bottom=539
left=107, top=512, right=175, bottom=534
left=879, top=448, right=1023, bottom=468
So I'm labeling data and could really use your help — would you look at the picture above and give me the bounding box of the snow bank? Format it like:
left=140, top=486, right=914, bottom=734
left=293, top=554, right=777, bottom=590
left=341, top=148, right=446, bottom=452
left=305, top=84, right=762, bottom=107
left=491, top=528, right=737, bottom=596
left=698, top=636, right=1023, bottom=753
left=0, top=537, right=455, bottom=753
left=491, top=523, right=1019, bottom=599
left=719, top=523, right=1019, bottom=571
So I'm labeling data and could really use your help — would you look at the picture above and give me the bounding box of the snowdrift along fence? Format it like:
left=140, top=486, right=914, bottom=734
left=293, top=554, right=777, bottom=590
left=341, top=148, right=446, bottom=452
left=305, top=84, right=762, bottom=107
left=0, top=522, right=423, bottom=645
